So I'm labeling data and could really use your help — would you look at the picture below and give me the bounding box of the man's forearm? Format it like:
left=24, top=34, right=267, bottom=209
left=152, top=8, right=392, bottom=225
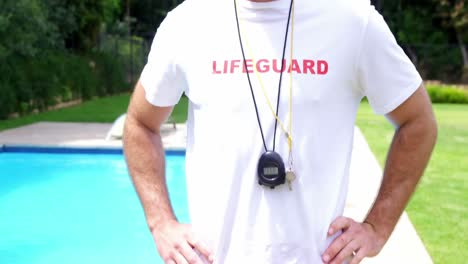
left=123, top=114, right=176, bottom=232
left=364, top=115, right=437, bottom=241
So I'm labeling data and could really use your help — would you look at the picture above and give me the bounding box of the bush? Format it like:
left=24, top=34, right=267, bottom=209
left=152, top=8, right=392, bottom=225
left=427, top=85, right=468, bottom=104
left=65, top=54, right=99, bottom=100
left=0, top=82, right=16, bottom=119
left=99, top=35, right=148, bottom=86
left=0, top=51, right=130, bottom=119
left=88, top=52, right=127, bottom=96
left=362, top=85, right=468, bottom=104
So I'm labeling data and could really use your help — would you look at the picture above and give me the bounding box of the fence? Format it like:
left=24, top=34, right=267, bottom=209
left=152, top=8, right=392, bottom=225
left=98, top=34, right=151, bottom=87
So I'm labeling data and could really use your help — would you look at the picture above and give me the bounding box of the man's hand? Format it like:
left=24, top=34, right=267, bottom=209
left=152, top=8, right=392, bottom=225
left=153, top=220, right=214, bottom=264
left=322, top=216, right=386, bottom=264
left=321, top=85, right=436, bottom=264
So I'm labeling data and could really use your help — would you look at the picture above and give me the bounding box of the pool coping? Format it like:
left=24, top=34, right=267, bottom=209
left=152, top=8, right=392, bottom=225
left=0, top=144, right=186, bottom=155
left=0, top=122, right=187, bottom=151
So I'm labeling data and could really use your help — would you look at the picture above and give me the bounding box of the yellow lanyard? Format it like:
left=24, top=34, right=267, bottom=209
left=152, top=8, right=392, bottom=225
left=236, top=0, right=295, bottom=165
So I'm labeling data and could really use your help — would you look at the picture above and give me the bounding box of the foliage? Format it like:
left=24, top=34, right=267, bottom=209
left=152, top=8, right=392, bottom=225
left=0, top=0, right=129, bottom=119
left=91, top=52, right=127, bottom=96
left=393, top=6, right=447, bottom=45
left=126, top=0, right=184, bottom=40
left=416, top=44, right=464, bottom=82
left=58, top=0, right=122, bottom=50
left=436, top=0, right=468, bottom=82
left=0, top=0, right=60, bottom=59
left=98, top=34, right=149, bottom=85
left=41, top=0, right=79, bottom=47
left=0, top=52, right=128, bottom=119
left=362, top=85, right=468, bottom=104
left=437, top=0, right=468, bottom=38
left=0, top=0, right=123, bottom=56
left=427, top=85, right=468, bottom=103
left=378, top=0, right=468, bottom=83
left=0, top=63, right=17, bottom=119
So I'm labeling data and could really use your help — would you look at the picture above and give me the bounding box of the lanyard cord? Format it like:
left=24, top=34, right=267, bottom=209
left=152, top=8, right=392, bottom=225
left=288, top=2, right=295, bottom=167
left=233, top=0, right=294, bottom=152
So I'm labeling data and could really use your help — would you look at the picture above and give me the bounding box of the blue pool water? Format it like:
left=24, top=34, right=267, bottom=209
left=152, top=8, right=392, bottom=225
left=0, top=150, right=188, bottom=264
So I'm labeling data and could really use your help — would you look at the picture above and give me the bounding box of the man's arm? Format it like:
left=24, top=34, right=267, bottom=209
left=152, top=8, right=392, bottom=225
left=124, top=81, right=175, bottom=232
left=364, top=84, right=437, bottom=242
left=323, top=85, right=437, bottom=264
left=123, top=81, right=213, bottom=264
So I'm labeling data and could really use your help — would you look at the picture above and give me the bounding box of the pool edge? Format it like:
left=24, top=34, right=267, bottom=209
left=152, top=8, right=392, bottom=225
left=0, top=144, right=186, bottom=155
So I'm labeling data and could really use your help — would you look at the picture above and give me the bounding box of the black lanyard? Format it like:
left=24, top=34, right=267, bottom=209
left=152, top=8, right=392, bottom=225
left=233, top=0, right=295, bottom=152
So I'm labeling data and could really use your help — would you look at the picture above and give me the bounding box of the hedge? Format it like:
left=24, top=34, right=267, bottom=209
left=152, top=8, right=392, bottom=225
left=0, top=52, right=128, bottom=119
left=360, top=85, right=468, bottom=105
left=426, top=85, right=468, bottom=104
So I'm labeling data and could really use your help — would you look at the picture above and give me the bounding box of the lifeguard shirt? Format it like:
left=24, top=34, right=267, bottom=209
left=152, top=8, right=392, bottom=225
left=140, top=0, right=422, bottom=263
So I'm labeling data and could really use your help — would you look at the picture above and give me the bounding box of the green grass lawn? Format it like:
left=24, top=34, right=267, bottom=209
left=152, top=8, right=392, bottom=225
left=1, top=95, right=466, bottom=263
left=356, top=102, right=468, bottom=264
left=0, top=94, right=188, bottom=132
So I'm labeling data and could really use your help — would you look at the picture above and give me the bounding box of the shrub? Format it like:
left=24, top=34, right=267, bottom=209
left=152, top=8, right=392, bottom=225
left=66, top=55, right=99, bottom=100
left=0, top=82, right=16, bottom=119
left=88, top=52, right=127, bottom=96
left=28, top=56, right=60, bottom=111
left=99, top=35, right=148, bottom=86
left=427, top=85, right=468, bottom=104
left=0, top=51, right=130, bottom=119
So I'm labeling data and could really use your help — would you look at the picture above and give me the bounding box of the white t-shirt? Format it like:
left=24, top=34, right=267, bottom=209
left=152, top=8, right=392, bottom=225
left=140, top=0, right=422, bottom=263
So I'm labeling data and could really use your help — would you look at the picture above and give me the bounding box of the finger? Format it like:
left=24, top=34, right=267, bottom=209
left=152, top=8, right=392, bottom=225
left=322, top=233, right=353, bottom=263
left=172, top=251, right=189, bottom=264
left=330, top=240, right=360, bottom=264
left=166, top=260, right=176, bottom=264
left=188, top=238, right=214, bottom=262
left=328, top=216, right=353, bottom=236
left=350, top=248, right=367, bottom=264
left=179, top=242, right=203, bottom=264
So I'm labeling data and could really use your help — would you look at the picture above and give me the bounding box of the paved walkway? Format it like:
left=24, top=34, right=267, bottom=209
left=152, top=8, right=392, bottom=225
left=0, top=122, right=186, bottom=149
left=0, top=122, right=432, bottom=263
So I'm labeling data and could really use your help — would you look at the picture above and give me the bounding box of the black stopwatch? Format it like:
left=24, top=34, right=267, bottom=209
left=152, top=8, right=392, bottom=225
left=257, top=151, right=286, bottom=188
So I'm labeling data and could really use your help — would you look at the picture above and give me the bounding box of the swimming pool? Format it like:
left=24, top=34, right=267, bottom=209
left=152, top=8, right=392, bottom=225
left=0, top=147, right=188, bottom=264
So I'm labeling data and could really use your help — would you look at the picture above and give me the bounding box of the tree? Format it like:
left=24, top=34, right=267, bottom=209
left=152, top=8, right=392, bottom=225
left=0, top=0, right=123, bottom=55
left=436, top=0, right=468, bottom=81
left=0, top=0, right=59, bottom=59
left=39, top=0, right=122, bottom=51
left=376, top=0, right=467, bottom=82
left=125, top=0, right=184, bottom=40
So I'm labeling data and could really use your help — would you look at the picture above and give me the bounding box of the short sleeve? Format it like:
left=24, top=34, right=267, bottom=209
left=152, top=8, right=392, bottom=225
left=140, top=12, right=187, bottom=107
left=357, top=7, right=422, bottom=115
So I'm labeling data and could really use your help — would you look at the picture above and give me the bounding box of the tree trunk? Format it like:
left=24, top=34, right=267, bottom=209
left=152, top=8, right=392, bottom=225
left=455, top=30, right=468, bottom=83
